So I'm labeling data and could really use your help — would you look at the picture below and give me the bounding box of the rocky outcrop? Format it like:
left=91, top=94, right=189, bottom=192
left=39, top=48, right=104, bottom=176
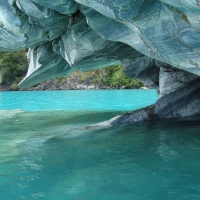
left=21, top=77, right=116, bottom=91
left=1, top=0, right=200, bottom=122
left=109, top=66, right=200, bottom=125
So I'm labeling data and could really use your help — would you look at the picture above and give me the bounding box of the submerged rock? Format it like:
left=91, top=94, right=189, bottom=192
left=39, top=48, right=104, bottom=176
left=1, top=0, right=200, bottom=122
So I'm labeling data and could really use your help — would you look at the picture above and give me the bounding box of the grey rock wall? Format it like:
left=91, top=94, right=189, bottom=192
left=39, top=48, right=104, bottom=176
left=1, top=0, right=200, bottom=121
left=105, top=67, right=200, bottom=126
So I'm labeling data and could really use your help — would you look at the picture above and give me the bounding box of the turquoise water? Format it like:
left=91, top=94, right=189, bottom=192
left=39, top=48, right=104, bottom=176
left=1, top=90, right=200, bottom=199
left=0, top=90, right=157, bottom=111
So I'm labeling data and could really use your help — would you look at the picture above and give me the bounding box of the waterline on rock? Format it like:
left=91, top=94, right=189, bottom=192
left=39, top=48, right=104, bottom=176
left=2, top=90, right=199, bottom=199
left=1, top=112, right=200, bottom=199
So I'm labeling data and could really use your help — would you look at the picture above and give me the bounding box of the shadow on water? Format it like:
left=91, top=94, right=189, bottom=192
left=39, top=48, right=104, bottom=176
left=0, top=110, right=124, bottom=132
left=1, top=110, right=200, bottom=199
left=1, top=109, right=200, bottom=135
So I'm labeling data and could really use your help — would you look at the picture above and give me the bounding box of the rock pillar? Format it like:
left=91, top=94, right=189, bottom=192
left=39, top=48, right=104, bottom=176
left=109, top=65, right=200, bottom=125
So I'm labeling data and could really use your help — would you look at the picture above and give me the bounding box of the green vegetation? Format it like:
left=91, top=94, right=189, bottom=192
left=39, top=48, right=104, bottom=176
left=0, top=50, right=143, bottom=90
left=77, top=65, right=144, bottom=88
left=103, top=65, right=143, bottom=88
left=0, top=50, right=28, bottom=89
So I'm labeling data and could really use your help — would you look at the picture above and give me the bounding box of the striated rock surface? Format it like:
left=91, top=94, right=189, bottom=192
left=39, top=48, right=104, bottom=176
left=1, top=0, right=200, bottom=123
left=109, top=66, right=200, bottom=125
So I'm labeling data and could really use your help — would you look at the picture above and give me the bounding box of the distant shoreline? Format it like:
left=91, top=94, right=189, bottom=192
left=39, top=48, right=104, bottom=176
left=0, top=82, right=145, bottom=92
left=0, top=77, right=146, bottom=91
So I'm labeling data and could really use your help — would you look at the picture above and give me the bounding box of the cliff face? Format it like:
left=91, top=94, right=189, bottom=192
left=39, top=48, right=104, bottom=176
left=1, top=0, right=200, bottom=122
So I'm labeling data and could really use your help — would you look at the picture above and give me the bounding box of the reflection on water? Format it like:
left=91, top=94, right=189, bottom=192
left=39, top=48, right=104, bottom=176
left=0, top=110, right=200, bottom=199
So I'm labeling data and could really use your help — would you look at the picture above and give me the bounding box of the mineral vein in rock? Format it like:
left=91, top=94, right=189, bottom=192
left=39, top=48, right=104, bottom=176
left=1, top=0, right=200, bottom=122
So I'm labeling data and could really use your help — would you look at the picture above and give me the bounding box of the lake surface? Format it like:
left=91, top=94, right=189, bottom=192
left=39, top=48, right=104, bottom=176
left=0, top=90, right=157, bottom=111
left=0, top=90, right=200, bottom=200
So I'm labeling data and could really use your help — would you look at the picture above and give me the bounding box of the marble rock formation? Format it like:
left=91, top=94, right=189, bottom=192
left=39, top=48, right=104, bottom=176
left=1, top=0, right=200, bottom=123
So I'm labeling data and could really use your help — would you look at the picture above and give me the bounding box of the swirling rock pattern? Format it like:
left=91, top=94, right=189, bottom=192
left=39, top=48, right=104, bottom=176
left=1, top=0, right=200, bottom=122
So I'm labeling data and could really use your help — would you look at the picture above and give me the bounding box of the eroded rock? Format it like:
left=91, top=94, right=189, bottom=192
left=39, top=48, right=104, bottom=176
left=1, top=0, right=200, bottom=122
left=108, top=66, right=200, bottom=125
